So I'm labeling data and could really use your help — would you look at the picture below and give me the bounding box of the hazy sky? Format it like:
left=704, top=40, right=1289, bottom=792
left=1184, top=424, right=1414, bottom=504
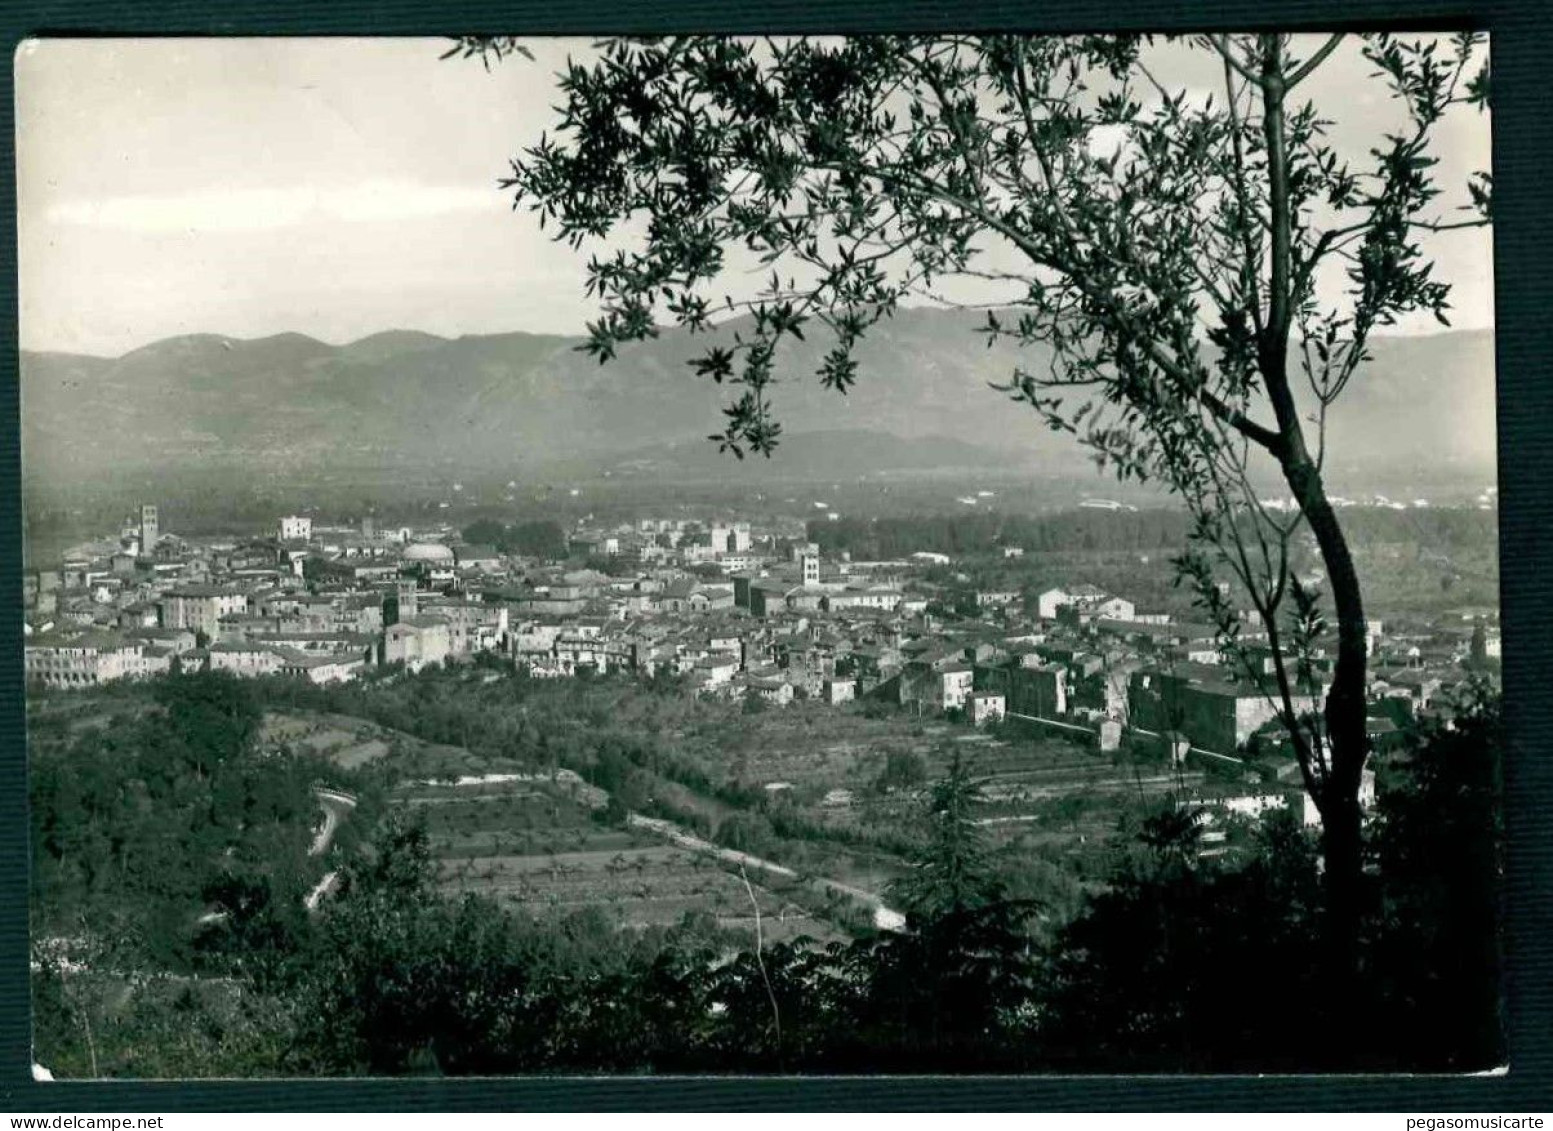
left=16, top=35, right=1496, bottom=357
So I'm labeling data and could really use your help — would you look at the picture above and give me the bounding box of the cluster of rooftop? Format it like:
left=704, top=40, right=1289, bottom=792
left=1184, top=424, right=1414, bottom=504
left=26, top=503, right=1495, bottom=830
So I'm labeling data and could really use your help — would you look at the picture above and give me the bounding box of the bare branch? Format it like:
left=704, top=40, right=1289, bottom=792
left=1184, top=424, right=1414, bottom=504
left=1286, top=33, right=1345, bottom=90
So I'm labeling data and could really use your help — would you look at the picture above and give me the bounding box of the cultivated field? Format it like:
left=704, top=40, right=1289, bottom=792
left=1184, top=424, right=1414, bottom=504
left=258, top=688, right=1203, bottom=945
left=392, top=775, right=841, bottom=944
left=260, top=709, right=521, bottom=780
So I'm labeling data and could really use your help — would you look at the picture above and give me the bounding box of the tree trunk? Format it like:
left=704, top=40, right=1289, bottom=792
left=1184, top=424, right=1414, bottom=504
left=1285, top=464, right=1369, bottom=832
left=1283, top=450, right=1371, bottom=1058
left=1259, top=37, right=1371, bottom=1017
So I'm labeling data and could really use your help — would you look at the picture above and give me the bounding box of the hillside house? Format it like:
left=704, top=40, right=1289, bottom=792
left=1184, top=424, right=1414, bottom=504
left=1128, top=665, right=1323, bottom=756
left=278, top=651, right=365, bottom=684
left=692, top=655, right=741, bottom=689
left=979, top=660, right=1068, bottom=719
left=381, top=616, right=452, bottom=672
left=277, top=515, right=312, bottom=542
left=969, top=690, right=1007, bottom=725
left=823, top=677, right=857, bottom=705
left=158, top=586, right=249, bottom=637
left=205, top=641, right=287, bottom=678
left=747, top=675, right=795, bottom=706
left=823, top=585, right=903, bottom=613
left=25, top=632, right=166, bottom=689
left=901, top=661, right=975, bottom=712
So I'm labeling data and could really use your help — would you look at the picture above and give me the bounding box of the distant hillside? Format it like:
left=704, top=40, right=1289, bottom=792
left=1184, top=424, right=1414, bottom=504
left=20, top=311, right=1496, bottom=488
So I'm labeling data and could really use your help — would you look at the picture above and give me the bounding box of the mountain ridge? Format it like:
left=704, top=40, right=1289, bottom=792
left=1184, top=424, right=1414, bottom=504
left=21, top=313, right=1496, bottom=487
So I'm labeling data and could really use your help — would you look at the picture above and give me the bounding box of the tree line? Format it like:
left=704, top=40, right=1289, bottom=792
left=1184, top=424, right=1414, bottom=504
left=461, top=518, right=569, bottom=560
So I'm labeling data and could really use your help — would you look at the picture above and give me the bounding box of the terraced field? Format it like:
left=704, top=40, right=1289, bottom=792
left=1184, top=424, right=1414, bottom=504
left=436, top=843, right=833, bottom=943
left=709, top=707, right=1193, bottom=816
left=260, top=710, right=403, bottom=769
left=268, top=692, right=1188, bottom=946
left=392, top=776, right=841, bottom=945
left=259, top=708, right=532, bottom=781
left=695, top=706, right=959, bottom=792
left=257, top=708, right=857, bottom=941
left=405, top=780, right=619, bottom=855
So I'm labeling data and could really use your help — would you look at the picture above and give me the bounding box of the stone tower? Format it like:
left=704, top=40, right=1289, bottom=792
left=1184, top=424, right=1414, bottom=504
left=139, top=505, right=158, bottom=557
left=384, top=579, right=420, bottom=626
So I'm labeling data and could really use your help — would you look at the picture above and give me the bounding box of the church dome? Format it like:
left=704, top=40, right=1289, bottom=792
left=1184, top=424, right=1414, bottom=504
left=402, top=541, right=455, bottom=563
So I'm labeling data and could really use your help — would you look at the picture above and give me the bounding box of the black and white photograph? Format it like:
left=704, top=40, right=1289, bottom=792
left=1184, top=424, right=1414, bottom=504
left=17, top=31, right=1504, bottom=1078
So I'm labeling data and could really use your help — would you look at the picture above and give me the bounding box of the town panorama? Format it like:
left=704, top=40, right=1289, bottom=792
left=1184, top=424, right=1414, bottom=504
left=19, top=33, right=1503, bottom=1079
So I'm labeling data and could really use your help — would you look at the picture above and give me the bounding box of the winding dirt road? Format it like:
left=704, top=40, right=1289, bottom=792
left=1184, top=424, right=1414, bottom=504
left=627, top=814, right=905, bottom=931
left=303, top=788, right=356, bottom=910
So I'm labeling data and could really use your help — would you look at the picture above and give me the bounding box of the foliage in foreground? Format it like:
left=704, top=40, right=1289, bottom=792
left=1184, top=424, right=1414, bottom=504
left=29, top=675, right=1502, bottom=1075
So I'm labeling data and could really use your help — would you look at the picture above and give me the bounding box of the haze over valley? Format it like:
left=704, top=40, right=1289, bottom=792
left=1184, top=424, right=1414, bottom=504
left=22, top=311, right=1496, bottom=495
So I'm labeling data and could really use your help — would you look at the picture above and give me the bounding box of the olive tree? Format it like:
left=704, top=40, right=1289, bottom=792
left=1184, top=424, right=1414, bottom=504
left=467, top=31, right=1489, bottom=979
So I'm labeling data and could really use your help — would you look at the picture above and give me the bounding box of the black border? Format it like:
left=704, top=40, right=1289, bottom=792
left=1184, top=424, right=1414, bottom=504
left=2, top=0, right=1549, bottom=1112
